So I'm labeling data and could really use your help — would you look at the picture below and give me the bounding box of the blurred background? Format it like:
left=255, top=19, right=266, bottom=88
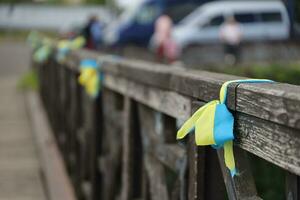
left=2, top=0, right=300, bottom=76
left=1, top=0, right=300, bottom=199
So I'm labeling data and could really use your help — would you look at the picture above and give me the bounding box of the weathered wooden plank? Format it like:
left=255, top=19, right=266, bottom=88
left=144, top=154, right=169, bottom=200
left=162, top=114, right=177, bottom=143
left=138, top=104, right=169, bottom=200
left=187, top=136, right=206, bottom=200
left=235, top=113, right=300, bottom=176
left=121, top=97, right=143, bottom=200
left=72, top=49, right=300, bottom=130
left=171, top=69, right=300, bottom=130
left=103, top=73, right=191, bottom=120
left=138, top=104, right=162, bottom=148
left=102, top=59, right=172, bottom=90
left=112, top=76, right=300, bottom=175
left=39, top=48, right=300, bottom=200
left=286, top=172, right=300, bottom=200
left=99, top=88, right=123, bottom=200
left=217, top=147, right=261, bottom=200
left=96, top=54, right=300, bottom=130
left=26, top=91, right=76, bottom=200
left=190, top=100, right=300, bottom=176
left=154, top=144, right=186, bottom=172
left=187, top=102, right=206, bottom=200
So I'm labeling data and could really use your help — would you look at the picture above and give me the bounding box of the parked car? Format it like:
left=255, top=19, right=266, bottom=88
left=172, top=1, right=290, bottom=51
left=104, top=0, right=205, bottom=46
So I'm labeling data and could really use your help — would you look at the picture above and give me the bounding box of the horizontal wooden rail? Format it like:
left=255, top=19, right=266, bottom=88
left=35, top=49, right=300, bottom=200
left=70, top=49, right=300, bottom=174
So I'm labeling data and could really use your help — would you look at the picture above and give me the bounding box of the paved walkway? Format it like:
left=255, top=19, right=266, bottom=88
left=0, top=41, right=46, bottom=200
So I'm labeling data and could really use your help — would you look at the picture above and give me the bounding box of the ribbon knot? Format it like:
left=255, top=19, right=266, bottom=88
left=78, top=59, right=101, bottom=98
left=56, top=36, right=86, bottom=63
left=177, top=79, right=273, bottom=177
left=33, top=38, right=53, bottom=63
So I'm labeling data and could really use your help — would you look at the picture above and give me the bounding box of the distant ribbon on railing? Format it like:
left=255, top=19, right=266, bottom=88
left=56, top=36, right=85, bottom=63
left=177, top=79, right=274, bottom=177
left=27, top=31, right=42, bottom=49
left=78, top=59, right=101, bottom=98
left=27, top=30, right=86, bottom=64
left=32, top=38, right=53, bottom=63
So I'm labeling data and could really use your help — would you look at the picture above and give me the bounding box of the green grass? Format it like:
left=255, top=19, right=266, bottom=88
left=0, top=30, right=58, bottom=42
left=17, top=69, right=39, bottom=91
left=0, top=30, right=30, bottom=42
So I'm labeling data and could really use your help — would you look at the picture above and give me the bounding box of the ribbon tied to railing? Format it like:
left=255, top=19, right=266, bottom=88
left=32, top=38, right=53, bottom=63
left=56, top=36, right=85, bottom=63
left=177, top=79, right=274, bottom=177
left=78, top=59, right=102, bottom=98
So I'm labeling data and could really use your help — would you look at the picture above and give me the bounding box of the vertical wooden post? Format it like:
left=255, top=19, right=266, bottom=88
left=217, top=147, right=261, bottom=200
left=121, top=97, right=142, bottom=200
left=138, top=104, right=169, bottom=200
left=286, top=172, right=300, bottom=200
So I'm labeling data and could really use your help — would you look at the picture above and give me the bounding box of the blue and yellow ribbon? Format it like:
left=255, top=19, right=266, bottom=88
left=78, top=59, right=101, bottom=98
left=56, top=36, right=86, bottom=63
left=177, top=79, right=273, bottom=177
left=27, top=31, right=42, bottom=49
left=32, top=38, right=53, bottom=63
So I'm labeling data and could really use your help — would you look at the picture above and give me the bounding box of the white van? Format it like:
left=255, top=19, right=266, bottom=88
left=172, top=1, right=290, bottom=50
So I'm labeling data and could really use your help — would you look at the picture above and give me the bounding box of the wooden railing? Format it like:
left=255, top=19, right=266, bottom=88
left=34, top=49, right=300, bottom=200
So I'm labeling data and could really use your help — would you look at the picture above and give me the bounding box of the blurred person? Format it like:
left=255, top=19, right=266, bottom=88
left=82, top=15, right=104, bottom=50
left=153, top=14, right=178, bottom=63
left=220, top=16, right=242, bottom=64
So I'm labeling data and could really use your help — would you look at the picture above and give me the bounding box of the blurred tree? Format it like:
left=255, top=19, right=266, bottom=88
left=0, top=0, right=32, bottom=2
left=0, top=0, right=105, bottom=4
left=84, top=0, right=105, bottom=4
left=295, top=0, right=300, bottom=22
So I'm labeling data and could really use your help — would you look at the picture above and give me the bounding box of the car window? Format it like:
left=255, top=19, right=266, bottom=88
left=260, top=11, right=282, bottom=22
left=234, top=13, right=257, bottom=23
left=202, top=15, right=224, bottom=28
left=135, top=4, right=161, bottom=24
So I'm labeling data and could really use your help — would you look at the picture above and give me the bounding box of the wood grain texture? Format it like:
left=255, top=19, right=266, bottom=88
left=103, top=73, right=191, bottom=120
left=72, top=49, right=300, bottom=129
left=120, top=97, right=143, bottom=200
left=26, top=91, right=76, bottom=200
left=138, top=104, right=169, bottom=200
left=145, top=154, right=169, bottom=200
left=286, top=172, right=300, bottom=200
left=217, top=148, right=261, bottom=200
left=235, top=112, right=300, bottom=176
left=99, top=89, right=124, bottom=200
left=37, top=48, right=300, bottom=200
left=192, top=100, right=300, bottom=176
left=188, top=136, right=206, bottom=200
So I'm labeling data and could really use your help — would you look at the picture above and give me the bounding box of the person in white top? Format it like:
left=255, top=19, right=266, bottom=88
left=220, top=16, right=242, bottom=64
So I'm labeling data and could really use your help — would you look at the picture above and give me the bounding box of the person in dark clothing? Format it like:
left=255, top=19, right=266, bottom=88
left=82, top=15, right=103, bottom=50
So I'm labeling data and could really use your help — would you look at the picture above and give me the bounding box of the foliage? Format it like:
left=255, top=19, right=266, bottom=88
left=84, top=0, right=105, bottom=4
left=0, top=0, right=105, bottom=4
left=211, top=63, right=300, bottom=85
left=249, top=154, right=285, bottom=200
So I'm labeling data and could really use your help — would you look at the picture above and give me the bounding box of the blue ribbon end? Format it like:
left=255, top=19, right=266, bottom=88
left=230, top=168, right=237, bottom=178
